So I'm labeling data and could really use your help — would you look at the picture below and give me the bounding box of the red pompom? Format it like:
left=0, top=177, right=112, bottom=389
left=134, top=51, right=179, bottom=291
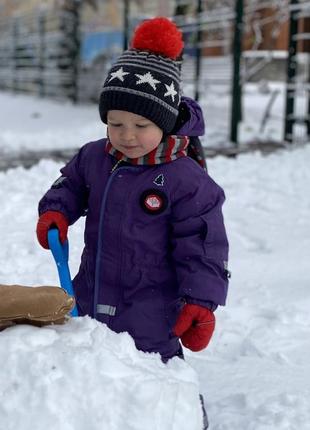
left=131, top=17, right=184, bottom=60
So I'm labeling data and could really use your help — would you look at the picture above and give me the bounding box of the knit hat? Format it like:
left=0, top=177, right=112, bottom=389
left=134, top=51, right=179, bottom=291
left=99, top=17, right=184, bottom=134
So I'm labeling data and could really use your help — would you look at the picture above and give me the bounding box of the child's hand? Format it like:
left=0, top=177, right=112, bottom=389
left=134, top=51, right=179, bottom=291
left=173, top=304, right=215, bottom=352
left=36, top=211, right=68, bottom=249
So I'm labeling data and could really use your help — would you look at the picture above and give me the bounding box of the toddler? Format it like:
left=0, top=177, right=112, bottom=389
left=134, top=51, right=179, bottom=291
left=36, top=17, right=229, bottom=364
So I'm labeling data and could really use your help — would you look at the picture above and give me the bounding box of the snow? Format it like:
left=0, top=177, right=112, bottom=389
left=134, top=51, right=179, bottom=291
left=2, top=80, right=308, bottom=153
left=1, top=318, right=202, bottom=430
left=0, top=92, right=104, bottom=154
left=1, top=89, right=310, bottom=429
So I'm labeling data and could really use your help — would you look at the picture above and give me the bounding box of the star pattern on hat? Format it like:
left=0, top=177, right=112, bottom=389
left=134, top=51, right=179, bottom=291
left=164, top=82, right=178, bottom=102
left=135, top=72, right=161, bottom=91
left=108, top=67, right=130, bottom=82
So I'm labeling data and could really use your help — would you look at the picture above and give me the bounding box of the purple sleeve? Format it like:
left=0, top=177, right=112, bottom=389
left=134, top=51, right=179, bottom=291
left=171, top=172, right=229, bottom=307
left=175, top=96, right=205, bottom=137
left=38, top=147, right=88, bottom=225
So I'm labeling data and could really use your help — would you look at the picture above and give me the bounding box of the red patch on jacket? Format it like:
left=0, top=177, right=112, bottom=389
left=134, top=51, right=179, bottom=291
left=140, top=189, right=168, bottom=215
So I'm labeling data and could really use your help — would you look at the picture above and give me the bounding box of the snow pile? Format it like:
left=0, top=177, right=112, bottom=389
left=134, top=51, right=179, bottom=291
left=188, top=145, right=310, bottom=429
left=0, top=160, right=203, bottom=430
left=0, top=317, right=202, bottom=430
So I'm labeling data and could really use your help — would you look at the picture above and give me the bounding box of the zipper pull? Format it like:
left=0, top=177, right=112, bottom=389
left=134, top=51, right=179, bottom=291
left=110, top=159, right=123, bottom=173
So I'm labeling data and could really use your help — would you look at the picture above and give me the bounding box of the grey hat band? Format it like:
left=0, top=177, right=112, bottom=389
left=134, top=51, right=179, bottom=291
left=101, top=86, right=179, bottom=116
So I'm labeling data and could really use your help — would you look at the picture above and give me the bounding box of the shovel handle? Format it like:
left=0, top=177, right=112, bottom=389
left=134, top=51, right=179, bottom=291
left=48, top=228, right=78, bottom=317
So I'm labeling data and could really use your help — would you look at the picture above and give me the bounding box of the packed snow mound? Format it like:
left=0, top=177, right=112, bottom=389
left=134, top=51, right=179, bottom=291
left=0, top=316, right=202, bottom=430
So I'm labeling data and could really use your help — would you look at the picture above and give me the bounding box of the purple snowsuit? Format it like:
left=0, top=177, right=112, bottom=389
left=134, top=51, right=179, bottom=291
left=39, top=104, right=229, bottom=361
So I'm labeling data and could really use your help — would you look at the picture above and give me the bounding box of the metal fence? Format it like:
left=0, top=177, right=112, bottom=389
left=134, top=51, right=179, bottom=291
left=0, top=7, right=79, bottom=101
left=0, top=0, right=309, bottom=146
left=284, top=0, right=310, bottom=143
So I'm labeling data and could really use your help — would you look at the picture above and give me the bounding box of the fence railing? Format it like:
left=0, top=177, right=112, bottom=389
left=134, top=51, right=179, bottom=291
left=0, top=8, right=79, bottom=101
left=0, top=1, right=309, bottom=146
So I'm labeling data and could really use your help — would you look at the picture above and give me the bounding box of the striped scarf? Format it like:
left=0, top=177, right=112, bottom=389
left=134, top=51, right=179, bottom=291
left=105, top=135, right=189, bottom=166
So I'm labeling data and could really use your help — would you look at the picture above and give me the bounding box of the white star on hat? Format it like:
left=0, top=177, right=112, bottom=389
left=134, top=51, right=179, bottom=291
left=108, top=67, right=129, bottom=82
left=135, top=72, right=161, bottom=91
left=164, top=82, right=177, bottom=102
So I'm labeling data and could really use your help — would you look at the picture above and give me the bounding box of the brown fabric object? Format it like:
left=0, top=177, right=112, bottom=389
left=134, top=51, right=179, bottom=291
left=0, top=285, right=75, bottom=329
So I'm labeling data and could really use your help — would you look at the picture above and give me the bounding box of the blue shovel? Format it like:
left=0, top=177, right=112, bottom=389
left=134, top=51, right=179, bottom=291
left=48, top=228, right=78, bottom=317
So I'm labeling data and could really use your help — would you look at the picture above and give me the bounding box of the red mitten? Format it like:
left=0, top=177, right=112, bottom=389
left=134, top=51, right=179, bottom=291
left=173, top=303, right=215, bottom=352
left=36, top=211, right=68, bottom=249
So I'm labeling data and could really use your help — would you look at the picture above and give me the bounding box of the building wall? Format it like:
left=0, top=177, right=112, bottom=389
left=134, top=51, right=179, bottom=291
left=299, top=17, right=310, bottom=52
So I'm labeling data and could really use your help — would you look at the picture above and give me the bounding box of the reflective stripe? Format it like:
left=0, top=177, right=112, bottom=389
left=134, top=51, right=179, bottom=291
left=97, top=304, right=116, bottom=316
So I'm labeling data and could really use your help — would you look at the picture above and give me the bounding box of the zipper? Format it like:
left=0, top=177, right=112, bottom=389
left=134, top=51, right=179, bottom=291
left=93, top=165, right=136, bottom=318
left=110, top=159, right=123, bottom=173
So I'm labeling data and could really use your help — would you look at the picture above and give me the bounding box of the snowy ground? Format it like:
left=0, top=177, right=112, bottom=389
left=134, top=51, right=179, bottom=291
left=1, top=80, right=308, bottom=156
left=0, top=89, right=310, bottom=429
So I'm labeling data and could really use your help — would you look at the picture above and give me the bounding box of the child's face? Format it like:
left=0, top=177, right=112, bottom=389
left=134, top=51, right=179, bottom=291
left=107, top=110, right=163, bottom=158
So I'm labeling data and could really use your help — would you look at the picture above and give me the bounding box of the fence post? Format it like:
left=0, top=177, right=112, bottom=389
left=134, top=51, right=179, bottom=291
left=59, top=1, right=80, bottom=103
left=194, top=0, right=202, bottom=101
left=71, top=3, right=80, bottom=103
left=38, top=12, right=45, bottom=97
left=123, top=0, right=130, bottom=50
left=12, top=18, right=18, bottom=92
left=230, top=0, right=244, bottom=146
left=306, top=19, right=310, bottom=138
left=307, top=58, right=310, bottom=137
left=284, top=0, right=299, bottom=143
